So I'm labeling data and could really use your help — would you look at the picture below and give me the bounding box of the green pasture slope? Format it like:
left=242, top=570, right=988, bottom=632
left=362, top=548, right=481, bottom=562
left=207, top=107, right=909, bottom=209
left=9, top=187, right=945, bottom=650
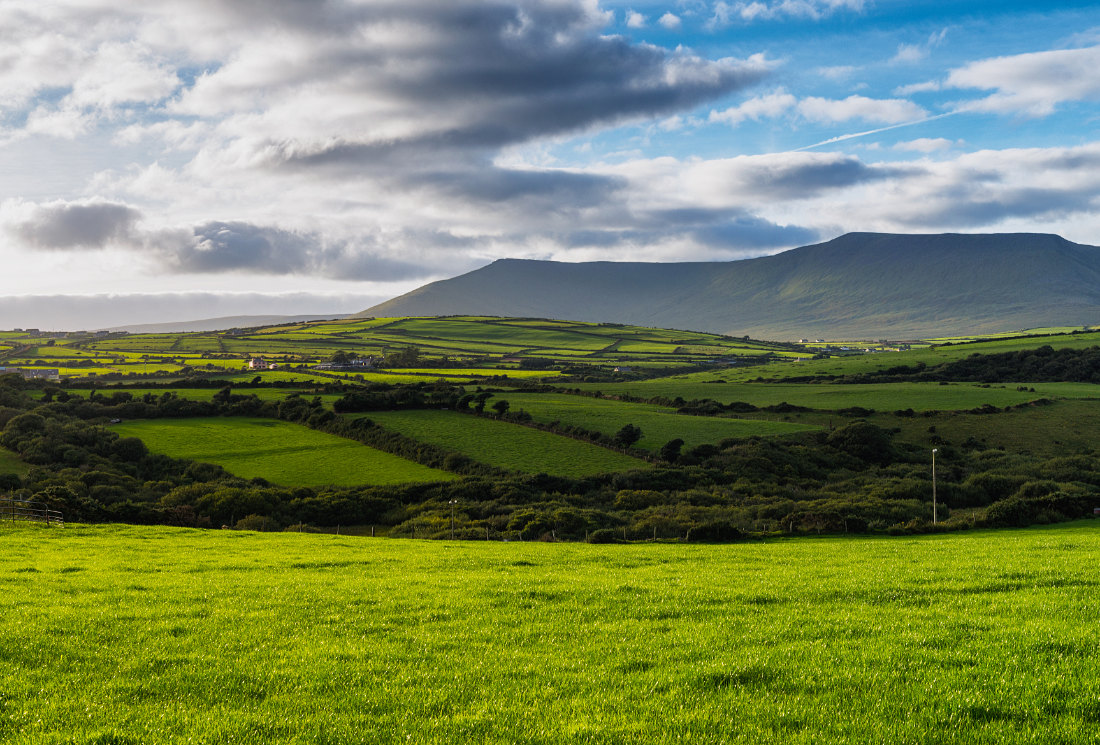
left=502, top=392, right=817, bottom=449
left=571, top=380, right=1100, bottom=412
left=112, top=418, right=455, bottom=487
left=4, top=522, right=1100, bottom=743
left=361, top=410, right=649, bottom=477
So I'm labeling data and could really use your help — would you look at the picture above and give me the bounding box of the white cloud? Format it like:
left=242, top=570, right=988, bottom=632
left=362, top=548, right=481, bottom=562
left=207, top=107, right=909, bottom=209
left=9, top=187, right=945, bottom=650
left=796, top=95, right=927, bottom=124
left=818, top=65, right=857, bottom=80
left=658, top=12, right=682, bottom=30
left=891, top=29, right=948, bottom=65
left=892, top=138, right=956, bottom=153
left=892, top=44, right=926, bottom=64
left=708, top=0, right=865, bottom=26
left=626, top=10, right=646, bottom=28
left=947, top=45, right=1100, bottom=116
left=893, top=80, right=941, bottom=96
left=658, top=115, right=685, bottom=131
left=710, top=91, right=798, bottom=125
left=710, top=91, right=926, bottom=128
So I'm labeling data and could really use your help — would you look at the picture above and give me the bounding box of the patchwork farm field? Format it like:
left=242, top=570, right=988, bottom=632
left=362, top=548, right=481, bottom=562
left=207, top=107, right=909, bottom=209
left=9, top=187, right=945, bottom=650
left=3, top=522, right=1100, bottom=743
left=360, top=410, right=650, bottom=477
left=111, top=417, right=455, bottom=487
left=503, top=392, right=818, bottom=449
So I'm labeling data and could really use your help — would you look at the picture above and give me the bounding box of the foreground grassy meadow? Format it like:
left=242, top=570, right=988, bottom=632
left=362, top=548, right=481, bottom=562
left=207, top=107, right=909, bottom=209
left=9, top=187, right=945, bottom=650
left=3, top=521, right=1099, bottom=743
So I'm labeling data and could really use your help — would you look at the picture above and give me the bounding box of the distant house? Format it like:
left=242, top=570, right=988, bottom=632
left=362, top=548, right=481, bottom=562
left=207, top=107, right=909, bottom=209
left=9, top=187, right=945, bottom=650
left=314, top=355, right=378, bottom=371
left=268, top=363, right=280, bottom=370
left=22, top=369, right=60, bottom=382
left=247, top=357, right=266, bottom=370
left=613, top=366, right=633, bottom=373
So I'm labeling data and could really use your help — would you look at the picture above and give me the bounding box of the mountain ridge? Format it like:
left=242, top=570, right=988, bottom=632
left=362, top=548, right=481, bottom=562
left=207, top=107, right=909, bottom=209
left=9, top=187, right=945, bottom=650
left=360, top=232, right=1100, bottom=339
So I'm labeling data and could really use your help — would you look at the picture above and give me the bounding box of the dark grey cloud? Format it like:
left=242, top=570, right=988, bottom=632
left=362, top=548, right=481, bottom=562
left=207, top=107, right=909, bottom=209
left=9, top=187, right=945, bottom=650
left=418, top=168, right=625, bottom=206
left=6, top=201, right=141, bottom=249
left=896, top=186, right=1099, bottom=228
left=691, top=215, right=819, bottom=249
left=176, top=221, right=450, bottom=281
left=742, top=157, right=907, bottom=199
left=181, top=222, right=316, bottom=274
left=4, top=202, right=462, bottom=282
left=557, top=209, right=818, bottom=253
left=252, top=1, right=768, bottom=168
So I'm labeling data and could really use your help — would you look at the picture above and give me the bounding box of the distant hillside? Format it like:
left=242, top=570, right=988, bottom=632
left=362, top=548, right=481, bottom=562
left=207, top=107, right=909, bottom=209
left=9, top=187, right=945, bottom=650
left=360, top=233, right=1100, bottom=339
left=107, top=314, right=348, bottom=334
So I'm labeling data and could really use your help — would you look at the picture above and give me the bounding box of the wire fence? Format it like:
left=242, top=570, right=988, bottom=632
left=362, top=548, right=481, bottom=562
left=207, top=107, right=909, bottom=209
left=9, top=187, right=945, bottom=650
left=0, top=497, right=64, bottom=527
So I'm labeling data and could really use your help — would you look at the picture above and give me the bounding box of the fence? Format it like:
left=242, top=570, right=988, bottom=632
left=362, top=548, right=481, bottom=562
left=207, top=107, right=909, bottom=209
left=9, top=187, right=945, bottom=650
left=0, top=497, right=64, bottom=527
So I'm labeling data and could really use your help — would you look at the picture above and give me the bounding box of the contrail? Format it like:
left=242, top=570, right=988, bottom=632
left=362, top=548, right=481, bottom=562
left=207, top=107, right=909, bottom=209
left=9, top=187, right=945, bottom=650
left=793, top=111, right=959, bottom=151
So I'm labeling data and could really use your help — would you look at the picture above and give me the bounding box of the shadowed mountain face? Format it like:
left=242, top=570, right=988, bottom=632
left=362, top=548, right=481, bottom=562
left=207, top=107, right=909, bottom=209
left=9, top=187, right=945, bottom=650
left=360, top=233, right=1100, bottom=339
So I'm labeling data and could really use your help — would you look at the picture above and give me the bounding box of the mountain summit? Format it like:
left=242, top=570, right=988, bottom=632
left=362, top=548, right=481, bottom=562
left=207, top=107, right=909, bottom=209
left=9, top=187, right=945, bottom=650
left=360, top=233, right=1100, bottom=339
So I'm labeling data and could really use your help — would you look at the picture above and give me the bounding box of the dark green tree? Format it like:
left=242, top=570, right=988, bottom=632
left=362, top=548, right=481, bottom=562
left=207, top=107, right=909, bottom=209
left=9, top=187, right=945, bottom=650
left=659, top=438, right=684, bottom=462
left=613, top=424, right=642, bottom=448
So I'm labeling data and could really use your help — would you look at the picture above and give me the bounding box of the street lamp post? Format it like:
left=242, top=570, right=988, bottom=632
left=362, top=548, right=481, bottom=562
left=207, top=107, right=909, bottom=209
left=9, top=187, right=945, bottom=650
left=449, top=499, right=458, bottom=540
left=931, top=448, right=938, bottom=525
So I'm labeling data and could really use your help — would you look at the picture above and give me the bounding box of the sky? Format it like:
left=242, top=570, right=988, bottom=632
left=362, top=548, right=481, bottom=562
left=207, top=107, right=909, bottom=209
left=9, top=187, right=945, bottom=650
left=3, top=0, right=1100, bottom=329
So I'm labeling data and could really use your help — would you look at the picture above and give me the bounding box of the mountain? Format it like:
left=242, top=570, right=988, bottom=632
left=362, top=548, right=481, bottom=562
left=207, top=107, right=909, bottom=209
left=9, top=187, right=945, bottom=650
left=359, top=233, right=1100, bottom=339
left=106, top=314, right=348, bottom=333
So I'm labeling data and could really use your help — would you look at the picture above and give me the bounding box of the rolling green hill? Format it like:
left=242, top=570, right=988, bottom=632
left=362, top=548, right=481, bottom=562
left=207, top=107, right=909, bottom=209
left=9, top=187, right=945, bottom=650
left=360, top=233, right=1100, bottom=339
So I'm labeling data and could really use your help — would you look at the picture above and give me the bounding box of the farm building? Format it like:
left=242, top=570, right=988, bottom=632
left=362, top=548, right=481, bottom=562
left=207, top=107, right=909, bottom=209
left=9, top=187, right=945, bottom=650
left=0, top=367, right=61, bottom=382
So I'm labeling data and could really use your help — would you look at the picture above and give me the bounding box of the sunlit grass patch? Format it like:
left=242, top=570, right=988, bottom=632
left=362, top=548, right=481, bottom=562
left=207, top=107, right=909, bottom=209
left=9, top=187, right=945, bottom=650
left=2, top=523, right=1099, bottom=742
left=112, top=417, right=455, bottom=486
left=361, top=409, right=650, bottom=477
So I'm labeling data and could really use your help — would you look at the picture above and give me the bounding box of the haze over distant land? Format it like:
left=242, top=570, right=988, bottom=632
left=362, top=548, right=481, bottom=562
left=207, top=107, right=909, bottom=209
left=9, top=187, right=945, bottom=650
left=1, top=1, right=1099, bottom=328
left=362, top=233, right=1100, bottom=340
left=0, top=294, right=373, bottom=332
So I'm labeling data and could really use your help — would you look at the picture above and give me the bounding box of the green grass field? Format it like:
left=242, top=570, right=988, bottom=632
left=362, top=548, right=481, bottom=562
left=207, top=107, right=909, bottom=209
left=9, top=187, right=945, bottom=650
left=111, top=417, right=455, bottom=487
left=0, top=447, right=27, bottom=477
left=3, top=522, right=1099, bottom=743
left=570, top=380, right=1100, bottom=411
left=361, top=410, right=650, bottom=477
left=503, top=392, right=818, bottom=449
